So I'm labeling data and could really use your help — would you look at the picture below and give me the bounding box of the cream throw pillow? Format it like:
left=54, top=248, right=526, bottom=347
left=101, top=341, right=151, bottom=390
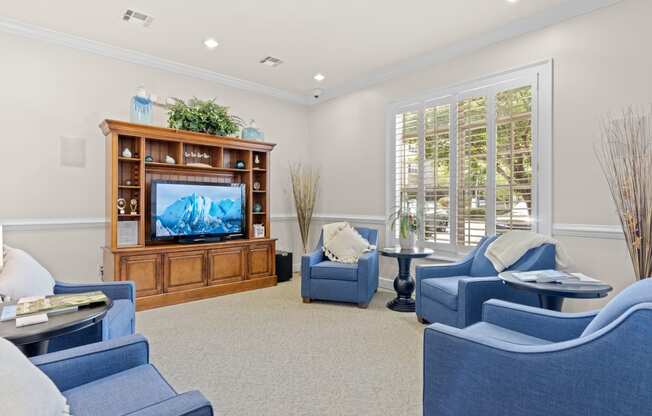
left=0, top=338, right=70, bottom=416
left=0, top=246, right=55, bottom=300
left=322, top=222, right=375, bottom=264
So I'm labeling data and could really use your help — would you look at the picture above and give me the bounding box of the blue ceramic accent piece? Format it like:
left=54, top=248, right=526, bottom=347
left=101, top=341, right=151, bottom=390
left=235, top=160, right=246, bottom=169
left=130, top=87, right=152, bottom=125
left=241, top=119, right=264, bottom=141
left=253, top=202, right=263, bottom=213
left=144, top=155, right=154, bottom=163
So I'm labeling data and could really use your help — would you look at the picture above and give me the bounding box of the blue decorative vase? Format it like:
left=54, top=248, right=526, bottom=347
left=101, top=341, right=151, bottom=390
left=253, top=202, right=263, bottom=213
left=241, top=119, right=264, bottom=141
left=235, top=160, right=246, bottom=169
left=130, top=86, right=152, bottom=125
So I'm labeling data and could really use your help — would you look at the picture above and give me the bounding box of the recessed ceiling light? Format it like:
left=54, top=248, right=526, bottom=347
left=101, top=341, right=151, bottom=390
left=313, top=73, right=326, bottom=82
left=204, top=38, right=219, bottom=49
left=506, top=0, right=520, bottom=3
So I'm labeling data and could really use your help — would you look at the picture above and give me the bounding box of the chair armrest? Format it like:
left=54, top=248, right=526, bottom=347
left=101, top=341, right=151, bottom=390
left=456, top=276, right=536, bottom=327
left=54, top=281, right=135, bottom=302
left=301, top=248, right=324, bottom=298
left=482, top=299, right=598, bottom=342
left=415, top=257, right=473, bottom=281
left=424, top=305, right=652, bottom=416
left=31, top=334, right=149, bottom=391
left=357, top=250, right=379, bottom=301
left=125, top=391, right=213, bottom=416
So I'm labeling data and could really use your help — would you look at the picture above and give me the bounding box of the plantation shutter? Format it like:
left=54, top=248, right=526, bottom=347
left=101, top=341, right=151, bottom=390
left=495, top=85, right=534, bottom=233
left=456, top=96, right=488, bottom=247
left=394, top=110, right=420, bottom=238
left=424, top=104, right=452, bottom=244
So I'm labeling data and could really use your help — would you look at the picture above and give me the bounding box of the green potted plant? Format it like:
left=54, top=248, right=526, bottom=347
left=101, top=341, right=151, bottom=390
left=389, top=201, right=419, bottom=250
left=167, top=98, right=244, bottom=136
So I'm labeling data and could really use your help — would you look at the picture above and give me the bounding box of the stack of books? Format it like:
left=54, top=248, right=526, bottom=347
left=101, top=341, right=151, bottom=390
left=1, top=291, right=109, bottom=323
left=510, top=270, right=605, bottom=286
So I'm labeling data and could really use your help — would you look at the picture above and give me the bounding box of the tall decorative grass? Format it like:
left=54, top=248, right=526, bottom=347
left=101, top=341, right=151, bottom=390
left=596, top=107, right=652, bottom=280
left=290, top=163, right=320, bottom=253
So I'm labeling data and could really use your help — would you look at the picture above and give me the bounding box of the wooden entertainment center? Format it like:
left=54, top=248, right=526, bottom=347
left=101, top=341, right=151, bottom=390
left=100, top=120, right=277, bottom=310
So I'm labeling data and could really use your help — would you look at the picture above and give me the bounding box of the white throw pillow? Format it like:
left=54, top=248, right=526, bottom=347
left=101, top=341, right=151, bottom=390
left=0, top=337, right=70, bottom=416
left=323, top=223, right=375, bottom=264
left=0, top=246, right=55, bottom=300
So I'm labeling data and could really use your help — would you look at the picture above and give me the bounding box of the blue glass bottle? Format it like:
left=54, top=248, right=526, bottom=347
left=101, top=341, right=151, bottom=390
left=130, top=86, right=152, bottom=124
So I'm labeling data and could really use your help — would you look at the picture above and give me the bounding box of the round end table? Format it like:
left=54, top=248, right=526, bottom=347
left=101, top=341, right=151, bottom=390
left=380, top=247, right=434, bottom=312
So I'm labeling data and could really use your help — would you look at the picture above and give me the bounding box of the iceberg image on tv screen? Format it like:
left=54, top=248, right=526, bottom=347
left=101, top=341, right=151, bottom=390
left=154, top=182, right=243, bottom=237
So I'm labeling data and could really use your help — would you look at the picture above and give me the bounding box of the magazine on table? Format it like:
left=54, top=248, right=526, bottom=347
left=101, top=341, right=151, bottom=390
left=14, top=291, right=108, bottom=317
left=510, top=270, right=604, bottom=285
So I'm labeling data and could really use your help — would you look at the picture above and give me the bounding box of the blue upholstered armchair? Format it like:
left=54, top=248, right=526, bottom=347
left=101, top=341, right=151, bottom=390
left=47, top=280, right=136, bottom=352
left=31, top=335, right=213, bottom=416
left=415, top=235, right=555, bottom=327
left=423, top=279, right=652, bottom=416
left=301, top=227, right=379, bottom=308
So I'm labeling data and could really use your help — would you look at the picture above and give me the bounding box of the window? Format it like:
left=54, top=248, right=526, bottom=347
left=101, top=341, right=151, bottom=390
left=388, top=63, right=551, bottom=253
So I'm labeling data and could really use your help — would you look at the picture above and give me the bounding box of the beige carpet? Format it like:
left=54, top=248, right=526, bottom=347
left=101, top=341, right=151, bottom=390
left=137, top=277, right=424, bottom=416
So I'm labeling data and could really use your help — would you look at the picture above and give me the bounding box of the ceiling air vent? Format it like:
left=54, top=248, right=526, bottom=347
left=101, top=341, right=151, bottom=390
left=122, top=9, right=154, bottom=27
left=259, top=56, right=283, bottom=67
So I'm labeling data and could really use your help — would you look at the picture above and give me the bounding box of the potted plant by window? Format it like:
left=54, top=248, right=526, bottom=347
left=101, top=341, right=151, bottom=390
left=389, top=203, right=419, bottom=250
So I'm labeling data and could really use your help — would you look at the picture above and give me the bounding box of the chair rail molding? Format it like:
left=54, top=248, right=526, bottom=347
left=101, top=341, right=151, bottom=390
left=2, top=216, right=624, bottom=240
left=552, top=223, right=624, bottom=240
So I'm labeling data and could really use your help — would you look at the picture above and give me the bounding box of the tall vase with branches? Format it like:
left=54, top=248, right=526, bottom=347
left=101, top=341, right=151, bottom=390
left=290, top=163, right=320, bottom=253
left=596, top=107, right=652, bottom=280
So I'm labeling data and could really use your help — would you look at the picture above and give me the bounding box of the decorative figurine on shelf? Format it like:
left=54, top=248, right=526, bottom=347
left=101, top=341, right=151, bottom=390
left=253, top=202, right=263, bottom=213
left=235, top=160, right=246, bottom=169
left=122, top=148, right=133, bottom=158
left=144, top=155, right=154, bottom=163
left=117, top=198, right=127, bottom=215
left=241, top=119, right=265, bottom=141
left=124, top=179, right=133, bottom=186
left=129, top=86, right=152, bottom=125
left=130, top=198, right=138, bottom=215
left=254, top=224, right=265, bottom=238
left=253, top=181, right=261, bottom=190
left=254, top=154, right=261, bottom=166
left=164, top=155, right=176, bottom=164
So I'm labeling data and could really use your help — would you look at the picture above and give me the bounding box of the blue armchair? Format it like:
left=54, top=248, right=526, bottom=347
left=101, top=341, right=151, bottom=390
left=47, top=280, right=136, bottom=353
left=423, top=278, right=652, bottom=416
left=415, top=235, right=555, bottom=327
left=31, top=335, right=213, bottom=416
left=301, top=227, right=379, bottom=308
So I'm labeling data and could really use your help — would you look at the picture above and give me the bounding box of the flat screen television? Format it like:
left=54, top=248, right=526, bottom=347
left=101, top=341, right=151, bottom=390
left=151, top=180, right=246, bottom=243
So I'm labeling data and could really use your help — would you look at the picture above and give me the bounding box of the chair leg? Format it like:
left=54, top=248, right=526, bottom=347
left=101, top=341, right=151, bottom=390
left=417, top=316, right=429, bottom=324
left=358, top=303, right=369, bottom=309
left=302, top=297, right=312, bottom=304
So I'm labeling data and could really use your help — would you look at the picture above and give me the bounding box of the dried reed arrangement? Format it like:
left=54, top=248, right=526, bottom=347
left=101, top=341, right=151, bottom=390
left=290, top=163, right=320, bottom=253
left=595, top=107, right=652, bottom=280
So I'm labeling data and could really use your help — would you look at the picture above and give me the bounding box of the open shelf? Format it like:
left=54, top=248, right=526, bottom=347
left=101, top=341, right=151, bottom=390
left=118, top=157, right=141, bottom=162
left=146, top=162, right=249, bottom=174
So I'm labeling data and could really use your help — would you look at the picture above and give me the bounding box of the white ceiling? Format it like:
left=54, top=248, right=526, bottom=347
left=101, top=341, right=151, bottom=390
left=0, top=0, right=618, bottom=102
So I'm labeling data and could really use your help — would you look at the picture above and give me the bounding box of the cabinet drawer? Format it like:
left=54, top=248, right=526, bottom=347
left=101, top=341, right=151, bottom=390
left=163, top=250, right=206, bottom=292
left=208, top=247, right=246, bottom=285
left=248, top=242, right=274, bottom=279
left=119, top=254, right=161, bottom=297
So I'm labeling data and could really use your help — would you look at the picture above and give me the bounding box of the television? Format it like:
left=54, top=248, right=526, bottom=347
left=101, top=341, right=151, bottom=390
left=151, top=180, right=245, bottom=243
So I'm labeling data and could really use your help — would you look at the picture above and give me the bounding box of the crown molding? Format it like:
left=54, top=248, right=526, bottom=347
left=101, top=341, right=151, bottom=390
left=314, top=0, right=624, bottom=104
left=0, top=16, right=310, bottom=106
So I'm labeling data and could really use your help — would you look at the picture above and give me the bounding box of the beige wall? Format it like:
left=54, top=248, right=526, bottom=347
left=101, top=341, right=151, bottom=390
left=0, top=32, right=309, bottom=281
left=1, top=0, right=648, bottom=312
left=307, top=0, right=649, bottom=310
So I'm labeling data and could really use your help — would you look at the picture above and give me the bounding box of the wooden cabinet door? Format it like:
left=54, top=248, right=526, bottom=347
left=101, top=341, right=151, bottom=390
left=248, top=243, right=274, bottom=279
left=208, top=247, right=246, bottom=285
left=163, top=250, right=206, bottom=293
left=119, top=254, right=161, bottom=297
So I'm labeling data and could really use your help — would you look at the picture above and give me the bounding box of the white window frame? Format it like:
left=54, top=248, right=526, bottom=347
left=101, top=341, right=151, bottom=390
left=385, top=61, right=553, bottom=256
